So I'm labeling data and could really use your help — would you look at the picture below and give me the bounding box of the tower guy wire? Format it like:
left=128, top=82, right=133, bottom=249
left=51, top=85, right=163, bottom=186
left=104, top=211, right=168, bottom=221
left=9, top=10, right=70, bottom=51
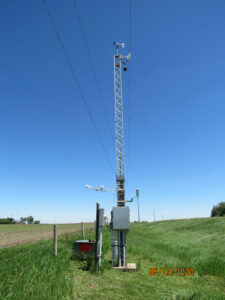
left=42, top=0, right=115, bottom=174
left=127, top=0, right=132, bottom=182
left=72, top=0, right=114, bottom=143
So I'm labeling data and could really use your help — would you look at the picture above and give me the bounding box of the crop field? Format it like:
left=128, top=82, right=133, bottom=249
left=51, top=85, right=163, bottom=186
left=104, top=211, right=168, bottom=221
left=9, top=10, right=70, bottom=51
left=0, top=217, right=225, bottom=299
left=0, top=223, right=91, bottom=248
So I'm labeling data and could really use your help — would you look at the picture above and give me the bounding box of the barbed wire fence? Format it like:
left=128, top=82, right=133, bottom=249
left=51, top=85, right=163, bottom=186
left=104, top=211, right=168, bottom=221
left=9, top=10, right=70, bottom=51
left=0, top=223, right=94, bottom=266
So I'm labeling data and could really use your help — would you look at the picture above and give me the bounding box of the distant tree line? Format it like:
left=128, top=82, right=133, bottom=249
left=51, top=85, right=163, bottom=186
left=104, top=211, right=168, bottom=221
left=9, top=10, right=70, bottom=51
left=211, top=202, right=225, bottom=217
left=0, top=216, right=40, bottom=224
left=0, top=218, right=16, bottom=224
left=19, top=216, right=40, bottom=224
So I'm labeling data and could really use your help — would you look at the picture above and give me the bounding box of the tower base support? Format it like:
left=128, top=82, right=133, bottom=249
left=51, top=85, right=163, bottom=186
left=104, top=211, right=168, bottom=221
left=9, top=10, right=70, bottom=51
left=113, top=263, right=137, bottom=272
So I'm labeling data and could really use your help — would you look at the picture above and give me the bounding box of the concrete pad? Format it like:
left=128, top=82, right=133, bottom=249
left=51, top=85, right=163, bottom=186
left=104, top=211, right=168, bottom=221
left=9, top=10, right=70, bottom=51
left=113, top=263, right=137, bottom=272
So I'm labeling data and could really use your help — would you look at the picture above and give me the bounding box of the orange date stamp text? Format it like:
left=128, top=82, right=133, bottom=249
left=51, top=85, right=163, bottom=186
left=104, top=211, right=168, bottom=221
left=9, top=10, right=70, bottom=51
left=149, top=267, right=194, bottom=277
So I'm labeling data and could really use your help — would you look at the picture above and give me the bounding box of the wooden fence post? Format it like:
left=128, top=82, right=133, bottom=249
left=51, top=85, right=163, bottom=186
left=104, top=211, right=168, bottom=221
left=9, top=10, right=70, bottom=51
left=53, top=224, right=57, bottom=257
left=81, top=222, right=85, bottom=239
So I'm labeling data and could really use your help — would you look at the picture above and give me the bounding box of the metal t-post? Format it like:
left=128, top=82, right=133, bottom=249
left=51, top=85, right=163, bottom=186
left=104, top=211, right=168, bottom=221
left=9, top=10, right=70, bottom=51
left=95, top=203, right=100, bottom=268
left=99, top=226, right=103, bottom=266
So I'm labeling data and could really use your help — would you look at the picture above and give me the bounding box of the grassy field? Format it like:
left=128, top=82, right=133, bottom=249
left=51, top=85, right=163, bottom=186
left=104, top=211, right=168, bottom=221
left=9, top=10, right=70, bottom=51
left=0, top=223, right=90, bottom=248
left=0, top=217, right=224, bottom=299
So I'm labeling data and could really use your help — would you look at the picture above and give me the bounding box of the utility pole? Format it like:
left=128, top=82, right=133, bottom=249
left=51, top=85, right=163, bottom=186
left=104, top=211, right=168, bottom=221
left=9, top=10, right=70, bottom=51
left=136, top=189, right=140, bottom=222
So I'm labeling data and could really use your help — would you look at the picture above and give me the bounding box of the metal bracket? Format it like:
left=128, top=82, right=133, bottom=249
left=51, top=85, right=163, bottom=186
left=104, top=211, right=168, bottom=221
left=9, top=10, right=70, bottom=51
left=117, top=198, right=133, bottom=203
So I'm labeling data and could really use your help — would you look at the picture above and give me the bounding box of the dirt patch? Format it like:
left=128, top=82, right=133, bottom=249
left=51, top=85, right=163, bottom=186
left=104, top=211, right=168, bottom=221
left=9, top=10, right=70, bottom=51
left=0, top=226, right=93, bottom=249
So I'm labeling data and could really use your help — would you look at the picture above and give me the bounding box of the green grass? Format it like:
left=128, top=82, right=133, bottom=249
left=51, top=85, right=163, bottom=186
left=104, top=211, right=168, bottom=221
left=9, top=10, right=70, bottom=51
left=0, top=217, right=225, bottom=299
left=0, top=234, right=78, bottom=300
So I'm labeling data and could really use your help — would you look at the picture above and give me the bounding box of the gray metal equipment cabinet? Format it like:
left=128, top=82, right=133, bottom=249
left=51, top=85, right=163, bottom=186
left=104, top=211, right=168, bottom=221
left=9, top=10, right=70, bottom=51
left=111, top=206, right=130, bottom=230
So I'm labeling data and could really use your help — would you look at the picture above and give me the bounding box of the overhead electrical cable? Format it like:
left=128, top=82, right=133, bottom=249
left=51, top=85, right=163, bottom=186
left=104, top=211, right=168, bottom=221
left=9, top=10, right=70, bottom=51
left=72, top=0, right=114, bottom=143
left=42, top=0, right=114, bottom=174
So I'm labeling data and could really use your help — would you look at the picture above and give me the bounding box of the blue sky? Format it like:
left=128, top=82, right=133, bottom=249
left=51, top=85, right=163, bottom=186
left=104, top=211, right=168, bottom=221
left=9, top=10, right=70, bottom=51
left=1, top=0, right=225, bottom=223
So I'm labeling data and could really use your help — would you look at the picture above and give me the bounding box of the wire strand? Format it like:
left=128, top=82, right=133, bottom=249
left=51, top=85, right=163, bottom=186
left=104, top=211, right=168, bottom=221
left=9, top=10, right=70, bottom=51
left=127, top=0, right=132, bottom=181
left=72, top=0, right=114, bottom=143
left=42, top=0, right=114, bottom=174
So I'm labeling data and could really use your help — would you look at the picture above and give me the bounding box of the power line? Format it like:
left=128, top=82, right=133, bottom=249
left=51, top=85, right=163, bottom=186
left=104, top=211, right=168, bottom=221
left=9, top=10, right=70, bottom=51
left=42, top=0, right=114, bottom=174
left=72, top=0, right=114, bottom=143
left=127, top=0, right=132, bottom=181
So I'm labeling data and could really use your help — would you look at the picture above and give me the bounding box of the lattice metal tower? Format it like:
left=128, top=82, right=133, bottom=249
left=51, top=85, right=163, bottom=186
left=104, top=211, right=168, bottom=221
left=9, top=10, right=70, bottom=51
left=113, top=42, right=130, bottom=266
left=113, top=42, right=130, bottom=207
